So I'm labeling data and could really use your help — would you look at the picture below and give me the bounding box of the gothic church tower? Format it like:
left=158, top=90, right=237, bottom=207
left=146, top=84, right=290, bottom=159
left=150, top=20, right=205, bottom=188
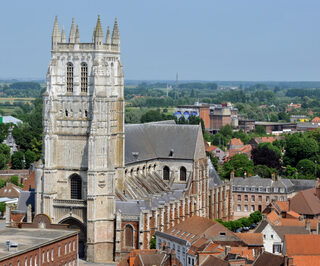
left=35, top=16, right=124, bottom=262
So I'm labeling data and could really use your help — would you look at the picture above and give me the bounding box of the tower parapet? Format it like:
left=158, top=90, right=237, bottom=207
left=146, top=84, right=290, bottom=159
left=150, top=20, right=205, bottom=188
left=51, top=16, right=120, bottom=53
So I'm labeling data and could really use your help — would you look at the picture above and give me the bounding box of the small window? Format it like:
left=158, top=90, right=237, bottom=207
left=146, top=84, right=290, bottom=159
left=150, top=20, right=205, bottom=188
left=125, top=224, right=134, bottom=247
left=244, top=195, right=248, bottom=201
left=271, top=234, right=274, bottom=239
left=42, top=252, right=45, bottom=263
left=163, top=166, right=170, bottom=181
left=244, top=205, right=248, bottom=212
left=237, top=195, right=241, bottom=201
left=69, top=242, right=71, bottom=253
left=30, top=256, right=32, bottom=266
left=65, top=243, right=67, bottom=254
left=251, top=205, right=255, bottom=212
left=34, top=255, right=37, bottom=266
left=259, top=196, right=262, bottom=201
left=51, top=248, right=54, bottom=261
left=25, top=258, right=27, bottom=266
left=180, top=166, right=187, bottom=181
left=219, top=232, right=226, bottom=236
left=73, top=240, right=75, bottom=251
left=58, top=246, right=61, bottom=257
left=47, top=250, right=49, bottom=262
left=237, top=205, right=241, bottom=211
left=266, top=196, right=270, bottom=202
left=251, top=195, right=255, bottom=202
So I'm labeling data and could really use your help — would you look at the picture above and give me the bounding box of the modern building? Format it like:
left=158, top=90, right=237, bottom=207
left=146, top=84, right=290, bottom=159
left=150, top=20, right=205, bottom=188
left=238, top=119, right=255, bottom=133
left=0, top=214, right=78, bottom=266
left=254, top=121, right=297, bottom=135
left=209, top=103, right=238, bottom=132
left=35, top=17, right=234, bottom=263
left=175, top=104, right=210, bottom=129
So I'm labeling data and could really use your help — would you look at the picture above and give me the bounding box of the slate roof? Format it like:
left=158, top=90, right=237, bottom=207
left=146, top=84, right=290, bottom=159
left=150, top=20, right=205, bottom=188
left=232, top=176, right=314, bottom=193
left=16, top=191, right=35, bottom=212
left=125, top=122, right=200, bottom=165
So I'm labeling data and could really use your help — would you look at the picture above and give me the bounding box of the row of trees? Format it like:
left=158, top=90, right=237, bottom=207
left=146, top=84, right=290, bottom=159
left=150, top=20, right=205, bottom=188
left=217, top=211, right=262, bottom=232
left=217, top=128, right=320, bottom=180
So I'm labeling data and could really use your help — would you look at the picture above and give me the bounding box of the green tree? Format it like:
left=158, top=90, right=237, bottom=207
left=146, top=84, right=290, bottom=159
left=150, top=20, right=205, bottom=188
left=0, top=202, right=6, bottom=214
left=222, top=154, right=254, bottom=179
left=150, top=235, right=156, bottom=249
left=25, top=149, right=37, bottom=169
left=8, top=175, right=19, bottom=186
left=296, top=159, right=316, bottom=179
left=250, top=211, right=262, bottom=223
left=0, top=144, right=11, bottom=169
left=220, top=125, right=233, bottom=138
left=0, top=179, right=6, bottom=189
left=11, top=151, right=25, bottom=169
left=255, top=125, right=266, bottom=135
left=254, top=165, right=273, bottom=178
left=283, top=165, right=299, bottom=179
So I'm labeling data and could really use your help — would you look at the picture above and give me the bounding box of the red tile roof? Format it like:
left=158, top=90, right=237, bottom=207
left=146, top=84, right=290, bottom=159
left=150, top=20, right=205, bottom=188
left=290, top=256, right=320, bottom=266
left=290, top=188, right=320, bottom=216
left=229, top=138, right=243, bottom=146
left=312, top=117, right=320, bottom=123
left=274, top=201, right=289, bottom=213
left=286, top=210, right=300, bottom=219
left=234, top=233, right=263, bottom=246
left=284, top=234, right=320, bottom=256
left=0, top=183, right=21, bottom=198
left=206, top=145, right=219, bottom=153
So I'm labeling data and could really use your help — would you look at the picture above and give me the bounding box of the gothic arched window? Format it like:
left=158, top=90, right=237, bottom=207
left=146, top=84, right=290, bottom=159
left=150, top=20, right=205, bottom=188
left=163, top=166, right=170, bottom=181
left=180, top=166, right=187, bottom=181
left=67, top=62, right=73, bottom=93
left=70, top=174, right=82, bottom=199
left=81, top=62, right=88, bottom=93
left=125, top=224, right=134, bottom=247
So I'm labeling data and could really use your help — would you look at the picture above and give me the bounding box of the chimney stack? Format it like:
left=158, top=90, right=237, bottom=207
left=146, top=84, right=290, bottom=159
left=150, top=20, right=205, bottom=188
left=271, top=172, right=276, bottom=181
left=244, top=171, right=247, bottom=179
left=230, top=170, right=235, bottom=180
left=305, top=219, right=311, bottom=233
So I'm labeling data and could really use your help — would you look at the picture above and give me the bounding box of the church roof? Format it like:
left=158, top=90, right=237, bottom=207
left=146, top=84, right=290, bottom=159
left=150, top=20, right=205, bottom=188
left=125, top=122, right=200, bottom=165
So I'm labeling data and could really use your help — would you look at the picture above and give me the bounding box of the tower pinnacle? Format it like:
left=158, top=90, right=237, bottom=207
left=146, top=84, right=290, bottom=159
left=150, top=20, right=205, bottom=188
left=52, top=16, right=61, bottom=49
left=69, top=18, right=76, bottom=43
left=75, top=25, right=80, bottom=43
left=106, top=26, right=111, bottom=45
left=61, top=27, right=66, bottom=43
left=111, top=17, right=120, bottom=47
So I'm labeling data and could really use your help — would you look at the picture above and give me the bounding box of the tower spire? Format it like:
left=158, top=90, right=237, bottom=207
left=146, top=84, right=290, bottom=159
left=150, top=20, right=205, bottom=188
left=111, top=17, right=120, bottom=47
left=69, top=18, right=76, bottom=43
left=52, top=16, right=61, bottom=49
left=106, top=25, right=111, bottom=45
left=94, top=15, right=104, bottom=47
left=61, top=27, right=66, bottom=43
left=75, top=25, right=80, bottom=43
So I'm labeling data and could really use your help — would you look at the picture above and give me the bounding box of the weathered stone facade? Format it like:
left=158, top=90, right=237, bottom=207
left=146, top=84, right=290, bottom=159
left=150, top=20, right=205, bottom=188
left=35, top=16, right=124, bottom=262
left=36, top=16, right=234, bottom=263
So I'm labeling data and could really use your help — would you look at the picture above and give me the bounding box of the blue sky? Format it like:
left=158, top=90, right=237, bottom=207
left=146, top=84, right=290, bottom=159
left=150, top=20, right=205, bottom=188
left=0, top=0, right=319, bottom=81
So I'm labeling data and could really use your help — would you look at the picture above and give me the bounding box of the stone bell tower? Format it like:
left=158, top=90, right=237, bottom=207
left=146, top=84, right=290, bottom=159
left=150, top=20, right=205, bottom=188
left=35, top=16, right=125, bottom=262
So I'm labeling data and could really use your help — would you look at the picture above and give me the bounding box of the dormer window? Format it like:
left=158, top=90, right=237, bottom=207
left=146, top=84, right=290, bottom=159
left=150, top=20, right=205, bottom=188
left=67, top=62, right=73, bottom=93
left=169, top=149, right=174, bottom=157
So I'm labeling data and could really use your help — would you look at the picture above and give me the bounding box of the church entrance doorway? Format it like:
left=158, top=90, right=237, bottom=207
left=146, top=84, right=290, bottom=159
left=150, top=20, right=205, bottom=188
left=60, top=217, right=87, bottom=259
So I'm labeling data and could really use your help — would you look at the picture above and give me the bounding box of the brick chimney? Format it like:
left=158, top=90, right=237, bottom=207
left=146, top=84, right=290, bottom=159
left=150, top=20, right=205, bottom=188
left=316, top=178, right=320, bottom=200
left=305, top=219, right=311, bottom=233
left=230, top=170, right=235, bottom=180
left=271, top=172, right=276, bottom=181
left=244, top=171, right=247, bottom=179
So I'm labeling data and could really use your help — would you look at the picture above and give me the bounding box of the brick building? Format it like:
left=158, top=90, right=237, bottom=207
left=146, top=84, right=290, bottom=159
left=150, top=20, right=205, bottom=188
left=231, top=175, right=316, bottom=219
left=175, top=104, right=210, bottom=129
left=0, top=214, right=78, bottom=266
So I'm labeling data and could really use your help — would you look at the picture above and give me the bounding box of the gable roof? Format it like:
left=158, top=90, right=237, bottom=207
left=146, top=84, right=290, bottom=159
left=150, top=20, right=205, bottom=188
left=311, top=117, right=320, bottom=123
left=200, top=255, right=229, bottom=266
left=290, top=188, right=320, bottom=215
left=125, top=122, right=203, bottom=165
left=205, top=145, right=219, bottom=153
left=234, top=233, right=263, bottom=246
left=272, top=226, right=309, bottom=240
left=284, top=234, right=320, bottom=256
left=229, top=138, right=243, bottom=147
left=253, top=251, right=284, bottom=266
left=0, top=183, right=21, bottom=198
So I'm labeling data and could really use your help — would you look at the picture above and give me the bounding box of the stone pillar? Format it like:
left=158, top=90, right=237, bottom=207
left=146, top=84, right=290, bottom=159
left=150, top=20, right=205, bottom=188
left=27, top=204, right=32, bottom=223
left=115, top=211, right=122, bottom=260
left=5, top=204, right=10, bottom=227
left=139, top=212, right=144, bottom=249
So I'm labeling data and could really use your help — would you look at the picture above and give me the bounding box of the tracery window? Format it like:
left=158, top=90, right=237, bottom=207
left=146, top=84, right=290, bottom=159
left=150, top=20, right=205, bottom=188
left=70, top=174, right=82, bottom=199
left=67, top=62, right=73, bottom=92
left=81, top=62, right=88, bottom=93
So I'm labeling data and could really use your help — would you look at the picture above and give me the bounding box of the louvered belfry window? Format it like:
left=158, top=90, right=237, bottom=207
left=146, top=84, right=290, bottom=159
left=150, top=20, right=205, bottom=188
left=70, top=174, right=82, bottom=199
left=81, top=62, right=88, bottom=93
left=67, top=62, right=74, bottom=92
